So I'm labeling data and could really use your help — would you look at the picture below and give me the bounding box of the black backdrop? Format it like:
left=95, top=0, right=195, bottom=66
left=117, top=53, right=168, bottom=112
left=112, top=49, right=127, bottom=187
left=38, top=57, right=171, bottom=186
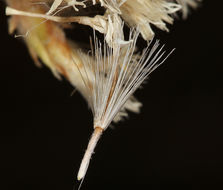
left=0, top=1, right=222, bottom=190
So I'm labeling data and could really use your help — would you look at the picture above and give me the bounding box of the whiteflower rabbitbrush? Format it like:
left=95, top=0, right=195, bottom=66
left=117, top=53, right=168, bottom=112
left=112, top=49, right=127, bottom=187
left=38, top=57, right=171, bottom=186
left=76, top=30, right=174, bottom=180
left=4, top=0, right=201, bottom=185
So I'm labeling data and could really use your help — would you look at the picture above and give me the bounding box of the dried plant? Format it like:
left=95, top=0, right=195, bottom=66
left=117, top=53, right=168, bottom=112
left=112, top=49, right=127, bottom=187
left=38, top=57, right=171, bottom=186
left=4, top=0, right=201, bottom=183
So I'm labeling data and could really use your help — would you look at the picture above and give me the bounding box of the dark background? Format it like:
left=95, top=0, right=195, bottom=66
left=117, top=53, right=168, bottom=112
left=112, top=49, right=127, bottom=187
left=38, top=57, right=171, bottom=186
left=0, top=1, right=222, bottom=190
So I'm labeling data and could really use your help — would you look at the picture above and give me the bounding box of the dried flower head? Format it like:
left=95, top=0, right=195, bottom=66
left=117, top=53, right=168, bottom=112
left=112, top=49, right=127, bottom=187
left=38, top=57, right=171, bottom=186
left=4, top=0, right=201, bottom=185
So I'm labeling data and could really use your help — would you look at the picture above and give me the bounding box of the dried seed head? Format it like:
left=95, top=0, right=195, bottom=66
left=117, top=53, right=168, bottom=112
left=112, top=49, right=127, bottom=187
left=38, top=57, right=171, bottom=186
left=4, top=0, right=200, bottom=184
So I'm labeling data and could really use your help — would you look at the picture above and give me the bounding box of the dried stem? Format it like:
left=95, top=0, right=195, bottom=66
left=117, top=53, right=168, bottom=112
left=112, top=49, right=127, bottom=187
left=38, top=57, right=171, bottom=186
left=6, top=6, right=84, bottom=23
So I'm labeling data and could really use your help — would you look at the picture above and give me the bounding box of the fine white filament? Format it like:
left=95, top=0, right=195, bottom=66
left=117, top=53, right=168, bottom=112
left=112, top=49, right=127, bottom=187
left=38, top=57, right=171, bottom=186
left=75, top=30, right=174, bottom=180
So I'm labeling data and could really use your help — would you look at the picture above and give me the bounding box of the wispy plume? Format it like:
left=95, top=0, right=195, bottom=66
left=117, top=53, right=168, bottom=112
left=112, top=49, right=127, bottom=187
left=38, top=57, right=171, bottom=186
left=76, top=30, right=174, bottom=180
